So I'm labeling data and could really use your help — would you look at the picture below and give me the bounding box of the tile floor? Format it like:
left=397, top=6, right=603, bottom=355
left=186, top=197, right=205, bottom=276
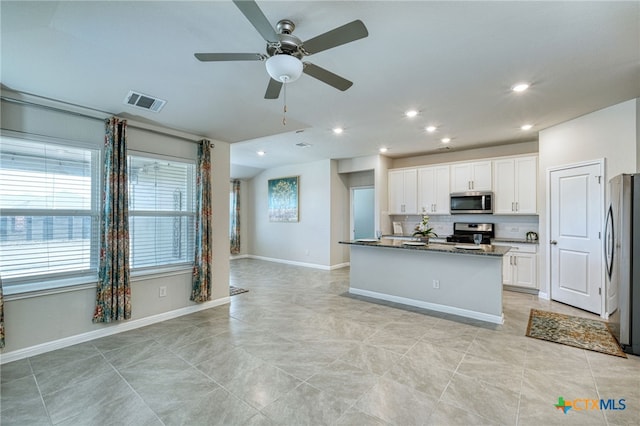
left=1, top=258, right=639, bottom=425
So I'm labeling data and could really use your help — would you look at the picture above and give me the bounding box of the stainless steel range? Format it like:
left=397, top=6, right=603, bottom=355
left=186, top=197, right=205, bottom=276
left=446, top=222, right=495, bottom=244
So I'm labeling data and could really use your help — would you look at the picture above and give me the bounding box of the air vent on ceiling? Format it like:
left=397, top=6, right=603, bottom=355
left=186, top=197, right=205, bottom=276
left=295, top=142, right=312, bottom=148
left=123, top=91, right=166, bottom=112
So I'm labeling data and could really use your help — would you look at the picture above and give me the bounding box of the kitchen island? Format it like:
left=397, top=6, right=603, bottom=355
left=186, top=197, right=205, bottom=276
left=339, top=239, right=511, bottom=324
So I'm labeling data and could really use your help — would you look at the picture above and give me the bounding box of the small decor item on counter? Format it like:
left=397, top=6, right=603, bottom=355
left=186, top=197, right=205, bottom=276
left=413, top=214, right=438, bottom=243
left=526, top=231, right=538, bottom=241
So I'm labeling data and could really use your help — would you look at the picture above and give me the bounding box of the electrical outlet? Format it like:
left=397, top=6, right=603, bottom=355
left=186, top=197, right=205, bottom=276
left=159, top=286, right=167, bottom=297
left=433, top=279, right=440, bottom=289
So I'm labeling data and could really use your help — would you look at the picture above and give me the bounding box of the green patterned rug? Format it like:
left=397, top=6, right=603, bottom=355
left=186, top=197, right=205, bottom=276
left=229, top=286, right=248, bottom=296
left=526, top=309, right=626, bottom=358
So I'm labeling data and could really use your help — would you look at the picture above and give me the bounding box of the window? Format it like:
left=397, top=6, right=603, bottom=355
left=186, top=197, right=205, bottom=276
left=0, top=136, right=100, bottom=284
left=128, top=154, right=195, bottom=270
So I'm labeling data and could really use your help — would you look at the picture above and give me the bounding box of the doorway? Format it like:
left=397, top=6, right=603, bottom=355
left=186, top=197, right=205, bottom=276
left=548, top=160, right=604, bottom=315
left=351, top=186, right=375, bottom=239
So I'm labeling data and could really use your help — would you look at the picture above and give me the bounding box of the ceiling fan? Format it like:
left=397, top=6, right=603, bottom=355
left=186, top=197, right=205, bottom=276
left=195, top=0, right=369, bottom=99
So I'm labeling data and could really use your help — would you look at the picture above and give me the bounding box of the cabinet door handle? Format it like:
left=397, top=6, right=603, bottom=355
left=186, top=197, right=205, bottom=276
left=512, top=202, right=515, bottom=211
left=550, top=240, right=558, bottom=245
left=516, top=202, right=519, bottom=212
left=432, top=204, right=436, bottom=212
left=513, top=257, right=517, bottom=266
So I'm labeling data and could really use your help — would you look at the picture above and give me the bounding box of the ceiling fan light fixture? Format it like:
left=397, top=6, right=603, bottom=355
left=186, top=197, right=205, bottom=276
left=266, top=55, right=303, bottom=83
left=512, top=82, right=530, bottom=92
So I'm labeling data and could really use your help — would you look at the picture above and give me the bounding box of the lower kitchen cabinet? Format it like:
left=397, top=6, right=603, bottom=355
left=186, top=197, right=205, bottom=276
left=494, top=242, right=538, bottom=289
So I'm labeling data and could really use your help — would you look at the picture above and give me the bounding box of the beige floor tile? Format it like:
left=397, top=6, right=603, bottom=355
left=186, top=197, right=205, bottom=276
left=440, top=372, right=520, bottom=425
left=8, top=259, right=639, bottom=426
left=355, top=376, right=436, bottom=425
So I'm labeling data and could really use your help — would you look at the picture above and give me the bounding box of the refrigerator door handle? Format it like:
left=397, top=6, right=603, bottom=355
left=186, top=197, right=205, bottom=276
left=605, top=205, right=614, bottom=280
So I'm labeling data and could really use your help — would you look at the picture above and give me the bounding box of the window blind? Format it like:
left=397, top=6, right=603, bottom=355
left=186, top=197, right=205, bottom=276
left=128, top=155, right=195, bottom=270
left=0, top=137, right=100, bottom=282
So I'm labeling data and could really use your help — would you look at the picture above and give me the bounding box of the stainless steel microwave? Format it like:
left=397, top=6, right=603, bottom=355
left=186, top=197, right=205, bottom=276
left=450, top=191, right=493, bottom=214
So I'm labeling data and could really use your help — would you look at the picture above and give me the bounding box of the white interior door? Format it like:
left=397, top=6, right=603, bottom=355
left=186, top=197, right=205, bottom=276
left=549, top=162, right=603, bottom=314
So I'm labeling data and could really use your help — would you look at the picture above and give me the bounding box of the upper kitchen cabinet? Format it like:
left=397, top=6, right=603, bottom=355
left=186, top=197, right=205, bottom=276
left=388, top=168, right=418, bottom=214
left=450, top=161, right=492, bottom=192
left=417, top=165, right=450, bottom=214
left=493, top=156, right=538, bottom=214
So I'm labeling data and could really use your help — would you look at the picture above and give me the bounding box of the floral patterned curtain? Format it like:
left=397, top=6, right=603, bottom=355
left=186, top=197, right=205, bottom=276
left=191, top=140, right=213, bottom=302
left=0, top=276, right=5, bottom=348
left=230, top=179, right=241, bottom=254
left=93, top=118, right=131, bottom=323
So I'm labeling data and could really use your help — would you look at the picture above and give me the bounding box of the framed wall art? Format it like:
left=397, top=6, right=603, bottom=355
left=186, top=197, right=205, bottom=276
left=268, top=176, right=299, bottom=222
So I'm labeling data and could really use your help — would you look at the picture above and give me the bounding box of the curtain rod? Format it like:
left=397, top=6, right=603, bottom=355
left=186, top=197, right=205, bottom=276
left=0, top=95, right=212, bottom=146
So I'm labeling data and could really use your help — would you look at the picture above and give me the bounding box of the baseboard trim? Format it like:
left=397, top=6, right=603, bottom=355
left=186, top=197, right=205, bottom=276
left=247, top=255, right=331, bottom=270
left=230, top=254, right=249, bottom=260
left=503, top=285, right=539, bottom=295
left=329, top=262, right=350, bottom=270
left=0, top=297, right=230, bottom=364
left=349, top=287, right=504, bottom=325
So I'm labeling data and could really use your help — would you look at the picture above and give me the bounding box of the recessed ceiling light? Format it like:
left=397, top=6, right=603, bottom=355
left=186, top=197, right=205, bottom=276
left=333, top=127, right=343, bottom=134
left=426, top=125, right=437, bottom=133
left=441, top=138, right=451, bottom=143
left=405, top=110, right=418, bottom=118
left=512, top=83, right=530, bottom=92
left=521, top=124, right=533, bottom=131
left=379, top=147, right=388, bottom=153
left=256, top=150, right=266, bottom=156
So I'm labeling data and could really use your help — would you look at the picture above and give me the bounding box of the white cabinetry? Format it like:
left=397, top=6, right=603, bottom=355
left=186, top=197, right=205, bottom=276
left=493, top=156, right=537, bottom=214
left=388, top=169, right=417, bottom=214
left=494, top=242, right=538, bottom=289
left=417, top=165, right=450, bottom=214
left=451, top=161, right=492, bottom=192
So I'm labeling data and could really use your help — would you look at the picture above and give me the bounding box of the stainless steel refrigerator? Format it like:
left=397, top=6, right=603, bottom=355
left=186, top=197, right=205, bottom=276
left=606, top=173, right=640, bottom=355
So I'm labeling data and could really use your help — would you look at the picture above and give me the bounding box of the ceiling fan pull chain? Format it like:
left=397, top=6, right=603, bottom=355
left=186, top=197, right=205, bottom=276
left=282, top=82, right=287, bottom=126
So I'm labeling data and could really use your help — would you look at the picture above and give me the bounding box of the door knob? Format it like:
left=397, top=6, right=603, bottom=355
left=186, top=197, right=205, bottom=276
left=550, top=240, right=558, bottom=245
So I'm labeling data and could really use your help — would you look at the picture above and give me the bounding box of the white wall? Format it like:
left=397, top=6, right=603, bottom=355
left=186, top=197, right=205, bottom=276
left=0, top=92, right=231, bottom=355
left=538, top=99, right=638, bottom=297
left=330, top=160, right=350, bottom=266
left=248, top=159, right=335, bottom=267
left=391, top=141, right=538, bottom=169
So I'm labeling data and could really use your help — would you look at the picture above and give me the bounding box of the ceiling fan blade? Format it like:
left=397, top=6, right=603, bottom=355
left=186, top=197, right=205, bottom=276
left=264, top=78, right=283, bottom=99
left=302, top=20, right=368, bottom=55
left=232, top=0, right=278, bottom=42
left=194, top=53, right=266, bottom=62
left=303, top=62, right=353, bottom=91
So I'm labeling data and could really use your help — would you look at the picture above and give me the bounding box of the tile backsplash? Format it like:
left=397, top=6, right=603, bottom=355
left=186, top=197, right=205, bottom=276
left=389, top=214, right=539, bottom=240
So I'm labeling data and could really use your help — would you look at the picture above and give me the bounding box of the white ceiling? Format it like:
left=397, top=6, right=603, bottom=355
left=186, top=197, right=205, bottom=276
left=2, top=1, right=639, bottom=178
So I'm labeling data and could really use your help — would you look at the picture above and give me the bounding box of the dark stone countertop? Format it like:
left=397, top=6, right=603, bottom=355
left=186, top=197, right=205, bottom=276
left=492, top=238, right=539, bottom=245
left=339, top=238, right=511, bottom=257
